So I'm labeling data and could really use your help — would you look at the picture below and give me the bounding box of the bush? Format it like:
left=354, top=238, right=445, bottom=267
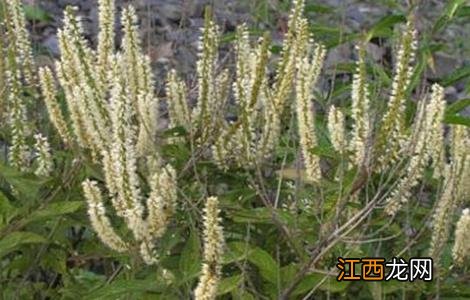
left=0, top=0, right=469, bottom=298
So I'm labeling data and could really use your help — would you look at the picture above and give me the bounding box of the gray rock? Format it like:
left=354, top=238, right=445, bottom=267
left=444, top=86, right=458, bottom=102
left=366, top=42, right=384, bottom=62
left=158, top=3, right=183, bottom=22
left=42, top=35, right=60, bottom=56
left=426, top=52, right=460, bottom=80
left=325, top=43, right=352, bottom=71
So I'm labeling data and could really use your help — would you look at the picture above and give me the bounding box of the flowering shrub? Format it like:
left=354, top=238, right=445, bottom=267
left=0, top=0, right=469, bottom=298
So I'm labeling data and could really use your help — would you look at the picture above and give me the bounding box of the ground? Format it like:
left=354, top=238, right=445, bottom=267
left=29, top=0, right=470, bottom=110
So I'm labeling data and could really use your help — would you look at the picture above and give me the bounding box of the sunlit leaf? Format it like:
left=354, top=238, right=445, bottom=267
left=0, top=231, right=47, bottom=258
left=217, top=274, right=242, bottom=296
left=367, top=14, right=406, bottom=41
left=24, top=5, right=52, bottom=22
left=179, top=230, right=201, bottom=279
left=24, top=201, right=83, bottom=225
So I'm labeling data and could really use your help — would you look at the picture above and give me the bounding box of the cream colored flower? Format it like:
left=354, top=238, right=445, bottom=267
left=39, top=67, right=71, bottom=144
left=97, top=0, right=116, bottom=82
left=54, top=54, right=90, bottom=149
left=350, top=45, right=370, bottom=167
left=5, top=0, right=35, bottom=84
left=194, top=196, right=224, bottom=300
left=166, top=70, right=190, bottom=129
left=327, top=105, right=346, bottom=153
left=146, top=165, right=177, bottom=240
left=6, top=66, right=29, bottom=171
left=376, top=20, right=417, bottom=170
left=430, top=125, right=469, bottom=263
left=212, top=27, right=271, bottom=170
left=294, top=28, right=326, bottom=182
left=192, top=13, right=220, bottom=145
left=426, top=84, right=446, bottom=178
left=58, top=7, right=111, bottom=154
left=452, top=208, right=470, bottom=267
left=82, top=180, right=128, bottom=252
left=385, top=84, right=446, bottom=216
left=121, top=7, right=157, bottom=156
left=33, top=134, right=53, bottom=177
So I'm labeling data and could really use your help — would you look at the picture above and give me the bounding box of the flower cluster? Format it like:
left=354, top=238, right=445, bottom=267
left=166, top=70, right=190, bottom=129
left=212, top=27, right=272, bottom=169
left=192, top=10, right=228, bottom=145
left=39, top=2, right=178, bottom=264
left=1, top=0, right=61, bottom=179
left=38, top=67, right=71, bottom=144
left=452, top=208, right=470, bottom=267
left=295, top=21, right=326, bottom=182
left=350, top=45, right=371, bottom=167
left=3, top=0, right=35, bottom=172
left=430, top=125, right=470, bottom=264
left=327, top=105, right=346, bottom=153
left=4, top=0, right=35, bottom=85
left=209, top=0, right=315, bottom=170
left=376, top=20, right=417, bottom=170
left=82, top=180, right=128, bottom=253
left=384, top=84, right=446, bottom=215
left=194, top=196, right=224, bottom=300
left=33, top=133, right=53, bottom=177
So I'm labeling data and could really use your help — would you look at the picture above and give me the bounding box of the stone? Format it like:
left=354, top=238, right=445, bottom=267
left=42, top=34, right=60, bottom=57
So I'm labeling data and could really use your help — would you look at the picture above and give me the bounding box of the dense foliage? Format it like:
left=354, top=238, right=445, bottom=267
left=0, top=0, right=469, bottom=299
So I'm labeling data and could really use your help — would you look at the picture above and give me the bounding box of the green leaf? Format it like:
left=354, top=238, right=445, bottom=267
left=0, top=191, right=17, bottom=226
left=367, top=14, right=406, bottom=41
left=41, top=248, right=67, bottom=274
left=446, top=98, right=470, bottom=115
left=332, top=62, right=356, bottom=74
left=370, top=62, right=392, bottom=87
left=293, top=273, right=324, bottom=296
left=219, top=243, right=281, bottom=287
left=280, top=263, right=300, bottom=288
left=217, top=274, right=242, bottom=296
left=0, top=231, right=47, bottom=258
left=0, top=162, right=44, bottom=200
left=224, top=241, right=253, bottom=264
left=229, top=207, right=295, bottom=226
left=294, top=273, right=351, bottom=296
left=179, top=230, right=201, bottom=279
left=24, top=5, right=52, bottom=22
left=456, top=6, right=470, bottom=18
left=443, top=97, right=470, bottom=128
left=318, top=277, right=351, bottom=293
left=440, top=65, right=470, bottom=87
left=407, top=47, right=429, bottom=94
left=229, top=207, right=272, bottom=224
left=247, top=248, right=279, bottom=284
left=86, top=279, right=163, bottom=300
left=331, top=82, right=352, bottom=99
left=433, top=0, right=467, bottom=34
left=24, top=201, right=83, bottom=225
left=443, top=114, right=470, bottom=127
left=309, top=24, right=358, bottom=49
left=310, top=145, right=338, bottom=159
left=305, top=4, right=334, bottom=14
left=270, top=45, right=283, bottom=54
left=162, top=126, right=188, bottom=138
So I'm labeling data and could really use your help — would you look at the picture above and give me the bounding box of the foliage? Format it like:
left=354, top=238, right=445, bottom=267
left=0, top=0, right=469, bottom=299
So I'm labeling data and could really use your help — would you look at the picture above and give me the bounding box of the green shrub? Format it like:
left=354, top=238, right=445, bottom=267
left=0, top=0, right=469, bottom=299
